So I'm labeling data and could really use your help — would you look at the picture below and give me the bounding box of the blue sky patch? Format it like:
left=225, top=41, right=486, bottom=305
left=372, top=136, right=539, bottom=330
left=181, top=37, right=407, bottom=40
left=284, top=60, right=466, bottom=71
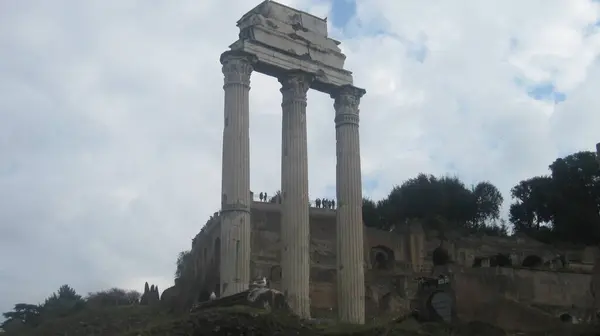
left=329, top=0, right=357, bottom=28
left=527, top=83, right=566, bottom=103
left=514, top=78, right=567, bottom=104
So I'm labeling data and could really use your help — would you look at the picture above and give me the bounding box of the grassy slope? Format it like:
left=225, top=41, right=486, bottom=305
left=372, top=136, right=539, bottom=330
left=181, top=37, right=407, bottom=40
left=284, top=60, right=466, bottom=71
left=5, top=305, right=598, bottom=336
left=5, top=305, right=425, bottom=336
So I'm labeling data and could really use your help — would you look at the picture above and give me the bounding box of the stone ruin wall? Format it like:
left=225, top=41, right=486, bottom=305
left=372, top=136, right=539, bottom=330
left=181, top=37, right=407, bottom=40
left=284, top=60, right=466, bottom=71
left=189, top=201, right=593, bottom=319
left=453, top=266, right=591, bottom=322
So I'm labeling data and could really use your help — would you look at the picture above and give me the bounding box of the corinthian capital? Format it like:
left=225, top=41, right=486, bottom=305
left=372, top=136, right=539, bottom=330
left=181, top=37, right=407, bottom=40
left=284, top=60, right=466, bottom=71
left=331, top=85, right=366, bottom=127
left=279, top=71, right=313, bottom=105
left=220, top=51, right=257, bottom=87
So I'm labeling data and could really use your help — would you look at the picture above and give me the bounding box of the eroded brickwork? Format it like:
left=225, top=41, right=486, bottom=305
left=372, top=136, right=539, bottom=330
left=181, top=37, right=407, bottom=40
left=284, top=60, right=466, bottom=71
left=188, top=201, right=594, bottom=324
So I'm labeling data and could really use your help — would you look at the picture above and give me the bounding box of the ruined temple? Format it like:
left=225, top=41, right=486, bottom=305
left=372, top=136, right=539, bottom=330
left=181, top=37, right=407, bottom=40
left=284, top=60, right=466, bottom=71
left=177, top=199, right=598, bottom=327
left=164, top=0, right=600, bottom=328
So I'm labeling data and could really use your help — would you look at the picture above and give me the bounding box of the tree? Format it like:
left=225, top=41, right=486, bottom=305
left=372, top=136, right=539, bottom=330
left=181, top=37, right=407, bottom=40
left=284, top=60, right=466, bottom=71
left=1, top=303, right=43, bottom=331
left=369, top=173, right=503, bottom=234
left=509, top=151, right=600, bottom=244
left=472, top=219, right=509, bottom=237
left=472, top=181, right=503, bottom=225
left=175, top=250, right=192, bottom=280
left=43, top=285, right=85, bottom=318
left=86, top=288, right=141, bottom=307
left=509, top=176, right=554, bottom=233
left=362, top=198, right=381, bottom=228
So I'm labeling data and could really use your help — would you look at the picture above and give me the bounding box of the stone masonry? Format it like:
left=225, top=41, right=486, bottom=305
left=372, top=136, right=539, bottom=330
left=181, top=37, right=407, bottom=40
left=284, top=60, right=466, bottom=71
left=218, top=0, right=367, bottom=323
left=192, top=203, right=597, bottom=327
left=219, top=51, right=257, bottom=296
left=333, top=85, right=366, bottom=322
left=280, top=71, right=313, bottom=317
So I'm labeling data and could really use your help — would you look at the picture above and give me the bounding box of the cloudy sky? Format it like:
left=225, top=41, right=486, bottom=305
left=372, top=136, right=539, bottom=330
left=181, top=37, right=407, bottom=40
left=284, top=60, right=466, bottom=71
left=1, top=0, right=599, bottom=314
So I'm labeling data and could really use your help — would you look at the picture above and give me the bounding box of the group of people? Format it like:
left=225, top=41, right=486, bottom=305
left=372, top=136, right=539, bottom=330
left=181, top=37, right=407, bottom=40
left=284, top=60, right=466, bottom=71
left=315, top=198, right=335, bottom=209
left=257, top=192, right=271, bottom=202
left=255, top=192, right=336, bottom=209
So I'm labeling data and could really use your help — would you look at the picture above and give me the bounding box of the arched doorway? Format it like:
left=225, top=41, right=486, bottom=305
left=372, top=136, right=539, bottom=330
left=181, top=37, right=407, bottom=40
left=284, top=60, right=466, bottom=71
left=559, top=312, right=573, bottom=323
left=370, top=246, right=395, bottom=270
left=521, top=254, right=543, bottom=268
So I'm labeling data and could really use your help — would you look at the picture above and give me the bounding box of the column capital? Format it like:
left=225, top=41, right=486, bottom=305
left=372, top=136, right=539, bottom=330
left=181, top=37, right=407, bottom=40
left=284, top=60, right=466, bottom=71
left=331, top=85, right=366, bottom=108
left=331, top=85, right=366, bottom=127
left=279, top=71, right=314, bottom=105
left=220, top=51, right=258, bottom=87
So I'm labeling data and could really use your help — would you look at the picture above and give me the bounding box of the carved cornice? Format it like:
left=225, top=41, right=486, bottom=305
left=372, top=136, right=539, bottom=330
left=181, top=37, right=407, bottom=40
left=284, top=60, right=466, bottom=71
left=220, top=51, right=257, bottom=87
left=279, top=71, right=314, bottom=105
left=332, top=85, right=366, bottom=127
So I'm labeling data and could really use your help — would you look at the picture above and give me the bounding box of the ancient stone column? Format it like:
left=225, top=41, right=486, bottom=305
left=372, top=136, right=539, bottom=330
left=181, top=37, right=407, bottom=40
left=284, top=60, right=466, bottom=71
left=332, top=85, right=366, bottom=324
left=279, top=71, right=313, bottom=319
left=219, top=51, right=256, bottom=297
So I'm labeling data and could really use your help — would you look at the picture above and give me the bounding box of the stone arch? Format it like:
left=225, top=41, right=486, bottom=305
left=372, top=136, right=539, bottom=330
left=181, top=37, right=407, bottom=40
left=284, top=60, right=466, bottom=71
left=558, top=312, right=573, bottom=323
left=490, top=253, right=512, bottom=267
left=270, top=265, right=282, bottom=282
left=522, top=254, right=543, bottom=268
left=432, top=246, right=450, bottom=266
left=371, top=245, right=395, bottom=270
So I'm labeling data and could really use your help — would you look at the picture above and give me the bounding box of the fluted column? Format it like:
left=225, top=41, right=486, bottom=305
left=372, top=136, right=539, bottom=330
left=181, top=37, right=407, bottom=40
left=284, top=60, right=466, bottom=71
left=332, top=85, right=366, bottom=324
left=279, top=71, right=313, bottom=318
left=219, top=51, right=256, bottom=297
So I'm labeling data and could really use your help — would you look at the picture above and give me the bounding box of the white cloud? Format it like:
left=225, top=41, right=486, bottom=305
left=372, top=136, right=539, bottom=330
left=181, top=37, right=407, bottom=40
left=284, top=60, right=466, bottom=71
left=0, top=0, right=599, bottom=315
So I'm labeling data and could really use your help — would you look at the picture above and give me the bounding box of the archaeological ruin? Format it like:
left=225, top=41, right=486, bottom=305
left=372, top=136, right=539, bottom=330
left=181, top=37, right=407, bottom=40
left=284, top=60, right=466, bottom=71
left=218, top=0, right=366, bottom=323
left=162, top=1, right=600, bottom=329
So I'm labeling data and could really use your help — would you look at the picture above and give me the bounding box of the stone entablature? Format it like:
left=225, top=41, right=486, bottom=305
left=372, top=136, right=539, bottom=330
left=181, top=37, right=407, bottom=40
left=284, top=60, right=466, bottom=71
left=230, top=1, right=353, bottom=93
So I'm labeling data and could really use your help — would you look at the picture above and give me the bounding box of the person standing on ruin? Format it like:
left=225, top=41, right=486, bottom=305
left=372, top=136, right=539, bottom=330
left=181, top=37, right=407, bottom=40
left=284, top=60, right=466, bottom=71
left=316, top=198, right=321, bottom=208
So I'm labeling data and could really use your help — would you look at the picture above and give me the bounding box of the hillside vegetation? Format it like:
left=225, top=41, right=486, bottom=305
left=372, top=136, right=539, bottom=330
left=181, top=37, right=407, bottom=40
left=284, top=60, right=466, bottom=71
left=5, top=303, right=600, bottom=336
